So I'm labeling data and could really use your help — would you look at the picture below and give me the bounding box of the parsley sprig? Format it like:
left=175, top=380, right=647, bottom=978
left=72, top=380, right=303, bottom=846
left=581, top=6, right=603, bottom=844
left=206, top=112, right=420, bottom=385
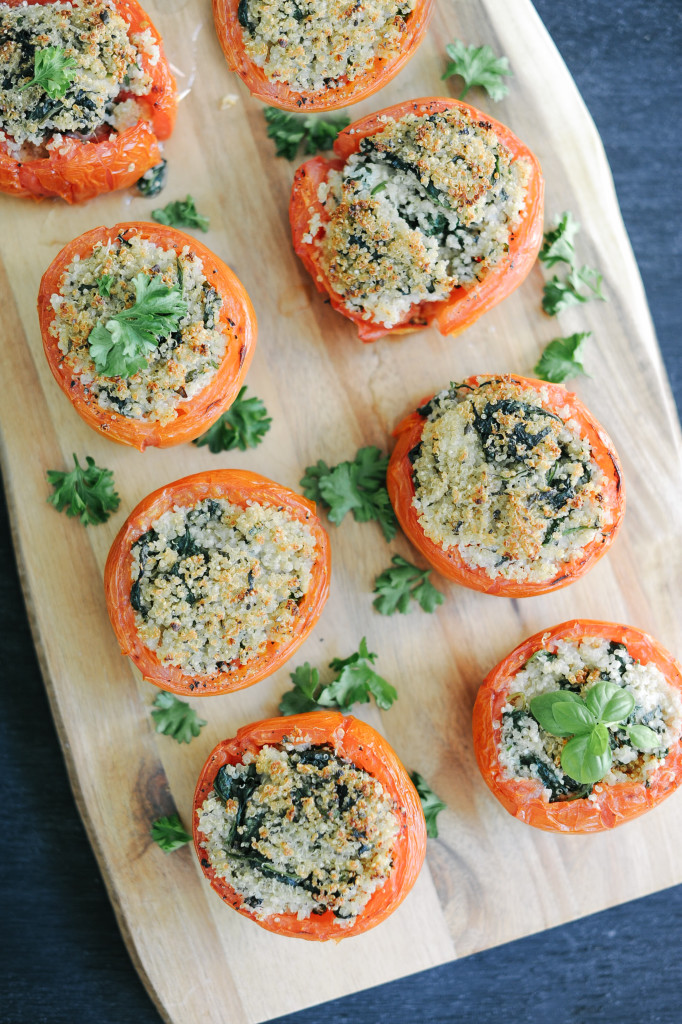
left=530, top=683, right=661, bottom=785
left=442, top=40, right=512, bottom=101
left=151, top=691, right=207, bottom=744
left=373, top=556, right=443, bottom=615
left=46, top=454, right=120, bottom=526
left=193, top=387, right=272, bottom=453
left=539, top=212, right=606, bottom=315
left=279, top=638, right=397, bottom=715
left=301, top=446, right=397, bottom=542
left=264, top=107, right=350, bottom=160
left=410, top=772, right=447, bottom=838
left=150, top=814, right=192, bottom=853
left=533, top=331, right=591, bottom=384
left=20, top=46, right=77, bottom=99
left=88, top=273, right=187, bottom=378
left=152, top=195, right=209, bottom=233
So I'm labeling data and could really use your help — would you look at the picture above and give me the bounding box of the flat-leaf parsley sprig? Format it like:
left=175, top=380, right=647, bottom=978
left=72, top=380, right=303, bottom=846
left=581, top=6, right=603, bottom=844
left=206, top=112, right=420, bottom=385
left=410, top=771, right=447, bottom=838
left=301, top=446, right=397, bottom=542
left=193, top=386, right=272, bottom=453
left=150, top=691, right=207, bottom=744
left=264, top=107, right=350, bottom=160
left=539, top=212, right=606, bottom=316
left=533, top=332, right=591, bottom=384
left=152, top=195, right=210, bottom=233
left=19, top=46, right=78, bottom=99
left=88, top=273, right=187, bottom=378
left=46, top=454, right=120, bottom=526
left=279, top=638, right=397, bottom=715
left=373, top=555, right=443, bottom=615
left=442, top=40, right=512, bottom=101
left=150, top=814, right=192, bottom=853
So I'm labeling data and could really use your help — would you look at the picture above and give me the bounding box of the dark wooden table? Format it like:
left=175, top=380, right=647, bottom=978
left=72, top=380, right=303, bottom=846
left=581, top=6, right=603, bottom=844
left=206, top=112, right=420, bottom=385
left=2, top=2, right=680, bottom=1021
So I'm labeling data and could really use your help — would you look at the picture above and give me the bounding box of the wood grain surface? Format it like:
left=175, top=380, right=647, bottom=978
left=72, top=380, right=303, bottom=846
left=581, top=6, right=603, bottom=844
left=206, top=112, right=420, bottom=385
left=0, top=1, right=681, bottom=1022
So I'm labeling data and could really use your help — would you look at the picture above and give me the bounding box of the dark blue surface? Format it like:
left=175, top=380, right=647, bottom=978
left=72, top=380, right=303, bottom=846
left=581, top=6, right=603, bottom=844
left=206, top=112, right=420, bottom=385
left=1, top=2, right=680, bottom=1021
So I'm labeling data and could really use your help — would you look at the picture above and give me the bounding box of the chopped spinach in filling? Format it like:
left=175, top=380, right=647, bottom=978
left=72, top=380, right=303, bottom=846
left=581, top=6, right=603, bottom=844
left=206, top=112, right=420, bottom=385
left=197, top=743, right=399, bottom=921
left=499, top=640, right=681, bottom=799
left=130, top=498, right=317, bottom=678
left=411, top=378, right=607, bottom=583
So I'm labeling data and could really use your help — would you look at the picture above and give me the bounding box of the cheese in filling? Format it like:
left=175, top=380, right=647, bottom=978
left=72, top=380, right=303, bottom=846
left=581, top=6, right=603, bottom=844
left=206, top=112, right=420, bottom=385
left=0, top=0, right=157, bottom=157
left=498, top=638, right=682, bottom=800
left=411, top=378, right=608, bottom=583
left=197, top=742, right=399, bottom=922
left=311, top=109, right=529, bottom=328
left=50, top=234, right=229, bottom=425
left=239, top=0, right=416, bottom=93
left=130, top=498, right=318, bottom=677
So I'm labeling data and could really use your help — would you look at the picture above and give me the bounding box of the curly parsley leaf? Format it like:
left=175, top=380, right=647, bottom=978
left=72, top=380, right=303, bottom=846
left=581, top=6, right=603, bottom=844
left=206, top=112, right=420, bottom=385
left=373, top=555, right=444, bottom=615
left=19, top=46, right=78, bottom=99
left=539, top=211, right=581, bottom=268
left=150, top=691, right=207, bottom=744
left=410, top=771, right=447, bottom=838
left=302, top=446, right=397, bottom=542
left=46, top=454, right=120, bottom=526
left=442, top=40, right=512, bottom=101
left=279, top=639, right=397, bottom=715
left=152, top=195, right=210, bottom=233
left=264, top=107, right=350, bottom=160
left=533, top=332, right=591, bottom=384
left=150, top=814, right=192, bottom=853
left=193, top=386, right=272, bottom=453
left=88, top=273, right=187, bottom=377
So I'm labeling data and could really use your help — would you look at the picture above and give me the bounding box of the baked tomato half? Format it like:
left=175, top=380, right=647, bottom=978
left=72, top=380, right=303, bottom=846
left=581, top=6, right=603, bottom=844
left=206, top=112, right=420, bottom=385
left=38, top=221, right=257, bottom=450
left=193, top=711, right=427, bottom=938
left=0, top=0, right=177, bottom=202
left=290, top=97, right=544, bottom=342
left=105, top=471, right=331, bottom=695
left=472, top=620, right=682, bottom=833
left=386, top=375, right=625, bottom=597
left=212, top=0, right=433, bottom=112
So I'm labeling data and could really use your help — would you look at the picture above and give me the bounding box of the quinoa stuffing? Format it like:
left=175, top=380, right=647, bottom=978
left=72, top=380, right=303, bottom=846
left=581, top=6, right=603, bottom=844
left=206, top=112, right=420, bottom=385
left=197, top=742, right=400, bottom=922
left=239, top=0, right=416, bottom=94
left=411, top=378, right=608, bottom=583
left=0, top=0, right=158, bottom=158
left=130, top=498, right=318, bottom=677
left=310, top=108, right=529, bottom=328
left=498, top=638, right=682, bottom=800
left=49, top=233, right=230, bottom=425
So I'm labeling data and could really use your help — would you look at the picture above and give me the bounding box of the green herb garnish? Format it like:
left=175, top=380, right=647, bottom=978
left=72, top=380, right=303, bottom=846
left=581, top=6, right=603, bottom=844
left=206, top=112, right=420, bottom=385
left=410, top=771, right=446, bottom=838
left=373, top=555, right=443, bottom=615
left=46, top=454, right=120, bottom=526
left=300, top=446, right=397, bottom=542
left=193, top=386, right=272, bottom=453
left=442, top=40, right=512, bottom=101
left=19, top=46, right=78, bottom=99
left=150, top=814, right=192, bottom=853
left=530, top=683, right=661, bottom=785
left=539, top=212, right=606, bottom=315
left=279, top=638, right=397, bottom=715
left=264, top=107, right=350, bottom=160
left=150, top=691, right=207, bottom=744
left=539, top=211, right=580, bottom=268
left=97, top=274, right=114, bottom=297
left=533, top=331, right=591, bottom=383
left=152, top=195, right=209, bottom=233
left=88, top=273, right=187, bottom=377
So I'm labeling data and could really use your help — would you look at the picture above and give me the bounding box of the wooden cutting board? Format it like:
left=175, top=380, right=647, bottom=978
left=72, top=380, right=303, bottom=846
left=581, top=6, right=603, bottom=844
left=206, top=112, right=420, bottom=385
left=1, top=1, right=680, bottom=1021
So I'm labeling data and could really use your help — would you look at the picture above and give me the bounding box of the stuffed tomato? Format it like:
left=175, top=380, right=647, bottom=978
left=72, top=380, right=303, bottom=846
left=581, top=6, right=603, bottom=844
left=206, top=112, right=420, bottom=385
left=193, top=712, right=427, bottom=938
left=472, top=620, right=682, bottom=833
left=212, top=0, right=433, bottom=112
left=38, top=221, right=257, bottom=450
left=104, top=471, right=331, bottom=695
left=386, top=375, right=624, bottom=597
left=290, top=98, right=544, bottom=341
left=0, top=0, right=176, bottom=202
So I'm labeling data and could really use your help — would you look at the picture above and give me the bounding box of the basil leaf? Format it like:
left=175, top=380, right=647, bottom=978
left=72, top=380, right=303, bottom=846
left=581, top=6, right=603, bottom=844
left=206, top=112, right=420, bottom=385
left=529, top=691, right=583, bottom=737
left=561, top=734, right=612, bottom=784
left=588, top=723, right=610, bottom=756
left=584, top=681, right=621, bottom=721
left=600, top=688, right=635, bottom=724
left=626, top=724, right=662, bottom=752
left=553, top=700, right=597, bottom=735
